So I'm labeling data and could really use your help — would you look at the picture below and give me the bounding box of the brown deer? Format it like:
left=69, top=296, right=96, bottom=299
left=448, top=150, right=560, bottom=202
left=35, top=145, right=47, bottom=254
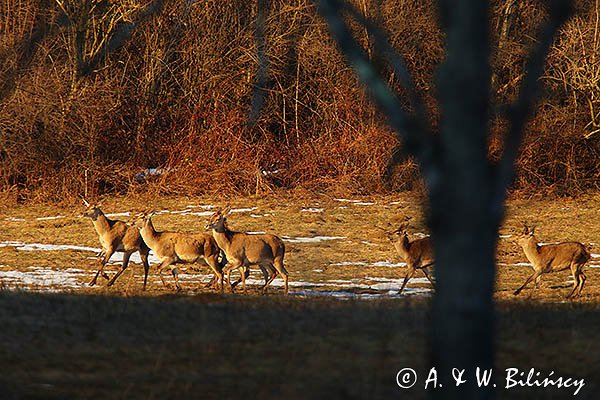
left=514, top=224, right=591, bottom=298
left=133, top=211, right=223, bottom=291
left=82, top=199, right=151, bottom=290
left=206, top=208, right=288, bottom=294
left=386, top=220, right=435, bottom=294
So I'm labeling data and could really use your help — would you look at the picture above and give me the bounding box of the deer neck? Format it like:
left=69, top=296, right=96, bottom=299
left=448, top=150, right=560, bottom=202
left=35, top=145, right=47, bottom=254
left=139, top=219, right=160, bottom=248
left=394, top=235, right=411, bottom=258
left=520, top=236, right=541, bottom=264
left=211, top=221, right=233, bottom=253
left=91, top=211, right=111, bottom=236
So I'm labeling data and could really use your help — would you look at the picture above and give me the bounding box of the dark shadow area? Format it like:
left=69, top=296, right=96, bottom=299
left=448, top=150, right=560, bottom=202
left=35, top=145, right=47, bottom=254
left=0, top=292, right=597, bottom=399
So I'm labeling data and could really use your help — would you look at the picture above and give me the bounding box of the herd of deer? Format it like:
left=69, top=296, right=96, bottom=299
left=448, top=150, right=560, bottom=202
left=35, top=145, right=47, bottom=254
left=81, top=199, right=592, bottom=299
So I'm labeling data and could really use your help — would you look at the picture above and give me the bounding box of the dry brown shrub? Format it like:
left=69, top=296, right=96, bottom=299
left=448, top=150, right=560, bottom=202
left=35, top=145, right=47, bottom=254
left=0, top=0, right=598, bottom=204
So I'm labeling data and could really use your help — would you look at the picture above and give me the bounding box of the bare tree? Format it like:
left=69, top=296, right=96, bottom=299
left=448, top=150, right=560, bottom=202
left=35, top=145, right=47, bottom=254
left=309, top=0, right=573, bottom=398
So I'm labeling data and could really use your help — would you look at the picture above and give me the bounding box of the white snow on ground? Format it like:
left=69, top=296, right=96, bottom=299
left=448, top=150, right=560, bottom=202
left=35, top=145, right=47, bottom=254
left=0, top=241, right=101, bottom=253
left=0, top=258, right=434, bottom=297
left=185, top=205, right=216, bottom=209
left=330, top=261, right=369, bottom=266
left=334, top=199, right=376, bottom=206
left=0, top=266, right=85, bottom=290
left=0, top=241, right=162, bottom=264
left=591, top=253, right=600, bottom=259
left=412, top=233, right=429, bottom=238
left=231, top=207, right=258, bottom=213
left=498, top=262, right=532, bottom=267
left=283, top=235, right=346, bottom=243
left=105, top=212, right=131, bottom=218
left=182, top=211, right=214, bottom=216
left=301, top=208, right=325, bottom=213
left=328, top=260, right=407, bottom=268
left=36, top=215, right=65, bottom=221
left=4, top=217, right=25, bottom=221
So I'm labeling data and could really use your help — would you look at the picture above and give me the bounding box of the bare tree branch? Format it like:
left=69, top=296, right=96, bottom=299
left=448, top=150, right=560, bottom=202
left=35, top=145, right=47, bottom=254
left=340, top=2, right=429, bottom=124
left=248, top=0, right=269, bottom=127
left=79, top=0, right=166, bottom=77
left=314, top=0, right=434, bottom=168
left=493, top=0, right=573, bottom=212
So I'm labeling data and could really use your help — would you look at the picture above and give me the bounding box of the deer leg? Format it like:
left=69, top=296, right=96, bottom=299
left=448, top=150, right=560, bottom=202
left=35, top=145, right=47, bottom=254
left=399, top=268, right=416, bottom=294
left=230, top=268, right=249, bottom=289
left=205, top=254, right=223, bottom=291
left=224, top=264, right=234, bottom=291
left=107, top=251, right=132, bottom=287
left=223, top=262, right=242, bottom=292
left=259, top=264, right=271, bottom=290
left=171, top=266, right=182, bottom=292
left=260, top=264, right=278, bottom=293
left=566, top=262, right=582, bottom=299
left=534, top=275, right=542, bottom=289
left=157, top=259, right=176, bottom=291
left=421, top=267, right=436, bottom=290
left=513, top=270, right=542, bottom=296
left=239, top=265, right=248, bottom=293
left=140, top=250, right=150, bottom=291
left=577, top=272, right=587, bottom=297
left=90, top=247, right=114, bottom=286
left=567, top=262, right=587, bottom=299
left=271, top=257, right=288, bottom=295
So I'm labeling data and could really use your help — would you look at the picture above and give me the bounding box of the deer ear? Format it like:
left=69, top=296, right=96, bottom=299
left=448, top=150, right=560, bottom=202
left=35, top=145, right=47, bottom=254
left=530, top=226, right=536, bottom=235
left=149, top=209, right=157, bottom=218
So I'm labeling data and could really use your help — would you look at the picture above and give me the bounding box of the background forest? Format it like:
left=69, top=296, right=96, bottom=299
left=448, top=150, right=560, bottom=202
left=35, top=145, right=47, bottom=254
left=1, top=0, right=599, bottom=203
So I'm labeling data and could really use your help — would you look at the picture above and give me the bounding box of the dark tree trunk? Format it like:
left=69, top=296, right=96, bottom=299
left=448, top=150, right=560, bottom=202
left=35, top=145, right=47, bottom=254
left=428, top=1, right=497, bottom=397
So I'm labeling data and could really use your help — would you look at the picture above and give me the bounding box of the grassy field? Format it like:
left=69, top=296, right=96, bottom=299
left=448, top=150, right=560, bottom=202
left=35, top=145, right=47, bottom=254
left=0, top=193, right=599, bottom=398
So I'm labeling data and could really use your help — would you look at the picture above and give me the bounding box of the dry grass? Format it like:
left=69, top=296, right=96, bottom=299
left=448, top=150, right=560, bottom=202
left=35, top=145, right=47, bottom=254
left=1, top=192, right=600, bottom=301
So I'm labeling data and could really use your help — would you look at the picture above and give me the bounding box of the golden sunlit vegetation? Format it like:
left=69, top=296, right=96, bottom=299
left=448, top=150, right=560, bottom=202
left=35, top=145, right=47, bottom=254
left=0, top=0, right=598, bottom=204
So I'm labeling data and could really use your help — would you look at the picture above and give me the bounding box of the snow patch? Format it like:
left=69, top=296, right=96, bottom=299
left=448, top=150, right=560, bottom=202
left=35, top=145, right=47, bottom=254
left=283, top=235, right=346, bottom=243
left=301, top=208, right=325, bottom=213
left=105, top=212, right=131, bottom=218
left=36, top=216, right=65, bottom=221
left=0, top=266, right=85, bottom=290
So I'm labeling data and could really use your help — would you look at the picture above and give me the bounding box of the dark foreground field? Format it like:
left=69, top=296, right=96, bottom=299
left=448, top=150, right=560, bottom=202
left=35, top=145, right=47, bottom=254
left=0, top=292, right=598, bottom=400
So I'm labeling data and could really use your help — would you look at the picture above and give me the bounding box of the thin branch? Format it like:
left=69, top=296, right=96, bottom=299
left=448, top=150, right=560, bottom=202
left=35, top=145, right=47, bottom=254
left=493, top=0, right=573, bottom=210
left=248, top=0, right=269, bottom=127
left=79, top=0, right=165, bottom=77
left=340, top=2, right=429, bottom=124
left=314, top=0, right=433, bottom=167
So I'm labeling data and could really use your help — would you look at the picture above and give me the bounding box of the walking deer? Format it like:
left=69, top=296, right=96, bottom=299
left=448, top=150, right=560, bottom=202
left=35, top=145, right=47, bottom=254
left=206, top=208, right=289, bottom=294
left=514, top=224, right=591, bottom=298
left=133, top=211, right=224, bottom=291
left=386, top=220, right=435, bottom=294
left=82, top=199, right=151, bottom=290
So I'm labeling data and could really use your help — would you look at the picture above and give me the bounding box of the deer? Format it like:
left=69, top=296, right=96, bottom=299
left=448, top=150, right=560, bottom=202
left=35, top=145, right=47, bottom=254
left=81, top=199, right=151, bottom=290
left=132, top=211, right=224, bottom=291
left=385, top=219, right=435, bottom=294
left=514, top=224, right=591, bottom=298
left=206, top=207, right=289, bottom=294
